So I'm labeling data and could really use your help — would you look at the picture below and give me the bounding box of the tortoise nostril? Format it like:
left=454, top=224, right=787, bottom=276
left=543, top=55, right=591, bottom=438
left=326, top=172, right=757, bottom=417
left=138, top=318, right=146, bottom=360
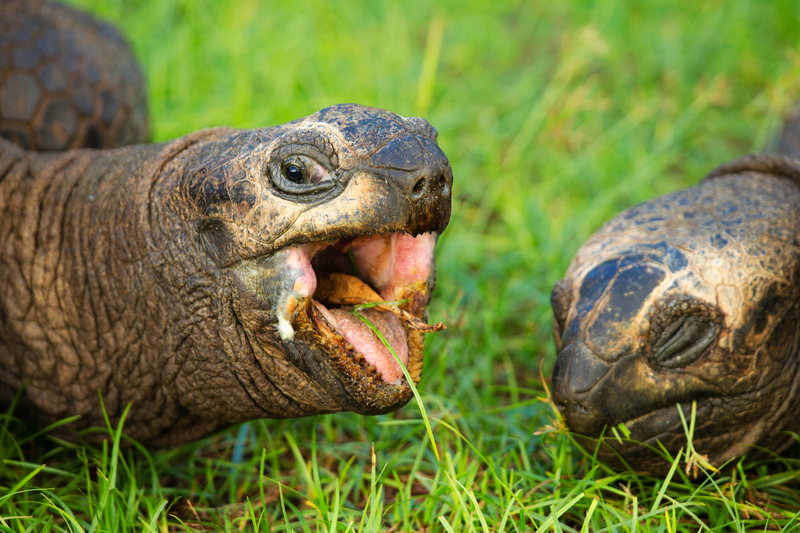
left=438, top=173, right=450, bottom=196
left=412, top=178, right=426, bottom=197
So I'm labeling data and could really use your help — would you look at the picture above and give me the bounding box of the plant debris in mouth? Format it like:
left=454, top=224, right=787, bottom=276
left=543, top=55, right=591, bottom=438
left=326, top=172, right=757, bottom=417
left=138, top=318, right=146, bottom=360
left=316, top=273, right=445, bottom=333
left=281, top=232, right=445, bottom=384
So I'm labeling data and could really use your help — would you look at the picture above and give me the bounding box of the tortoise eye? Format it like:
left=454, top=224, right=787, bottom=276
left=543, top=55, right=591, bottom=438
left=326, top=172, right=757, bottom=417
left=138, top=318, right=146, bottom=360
left=647, top=297, right=722, bottom=369
left=282, top=157, right=306, bottom=183
left=653, top=316, right=716, bottom=369
left=269, top=154, right=336, bottom=196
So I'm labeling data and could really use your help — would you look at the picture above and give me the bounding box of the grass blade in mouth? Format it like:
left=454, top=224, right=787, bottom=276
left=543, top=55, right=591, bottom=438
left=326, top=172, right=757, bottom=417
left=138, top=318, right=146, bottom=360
left=352, top=300, right=441, bottom=462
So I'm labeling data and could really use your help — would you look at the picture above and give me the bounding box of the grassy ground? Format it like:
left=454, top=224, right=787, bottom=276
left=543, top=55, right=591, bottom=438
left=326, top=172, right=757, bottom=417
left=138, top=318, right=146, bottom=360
left=4, top=0, right=800, bottom=530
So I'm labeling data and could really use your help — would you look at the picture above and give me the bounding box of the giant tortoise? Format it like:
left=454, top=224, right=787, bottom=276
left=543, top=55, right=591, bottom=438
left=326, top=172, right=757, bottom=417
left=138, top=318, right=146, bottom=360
left=0, top=0, right=452, bottom=445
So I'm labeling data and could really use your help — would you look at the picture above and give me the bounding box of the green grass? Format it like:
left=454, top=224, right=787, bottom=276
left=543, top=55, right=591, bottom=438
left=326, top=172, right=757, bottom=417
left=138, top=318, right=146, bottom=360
left=4, top=0, right=800, bottom=530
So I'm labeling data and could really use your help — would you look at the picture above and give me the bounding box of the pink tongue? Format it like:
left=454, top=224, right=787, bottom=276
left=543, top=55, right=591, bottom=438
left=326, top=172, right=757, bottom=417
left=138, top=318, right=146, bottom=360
left=323, top=306, right=409, bottom=383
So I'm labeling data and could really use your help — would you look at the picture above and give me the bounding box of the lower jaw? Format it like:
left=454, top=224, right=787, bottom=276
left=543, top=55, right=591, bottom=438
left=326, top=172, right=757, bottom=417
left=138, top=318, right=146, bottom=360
left=570, top=400, right=714, bottom=474
left=622, top=399, right=712, bottom=443
left=288, top=295, right=427, bottom=414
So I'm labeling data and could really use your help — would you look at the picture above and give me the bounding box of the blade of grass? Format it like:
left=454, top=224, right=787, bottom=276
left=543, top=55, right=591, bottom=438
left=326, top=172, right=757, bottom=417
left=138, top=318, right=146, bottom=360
left=0, top=466, right=46, bottom=506
left=414, top=14, right=445, bottom=116
left=651, top=452, right=682, bottom=513
left=352, top=301, right=440, bottom=462
left=579, top=498, right=599, bottom=533
left=497, top=489, right=521, bottom=533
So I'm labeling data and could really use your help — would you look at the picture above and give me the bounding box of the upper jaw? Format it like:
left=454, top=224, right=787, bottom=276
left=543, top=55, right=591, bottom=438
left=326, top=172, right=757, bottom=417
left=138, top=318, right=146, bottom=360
left=268, top=166, right=451, bottom=253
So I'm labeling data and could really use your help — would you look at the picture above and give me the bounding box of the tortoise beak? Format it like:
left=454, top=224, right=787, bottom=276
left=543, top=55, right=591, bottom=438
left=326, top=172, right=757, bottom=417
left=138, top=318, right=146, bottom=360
left=552, top=340, right=612, bottom=436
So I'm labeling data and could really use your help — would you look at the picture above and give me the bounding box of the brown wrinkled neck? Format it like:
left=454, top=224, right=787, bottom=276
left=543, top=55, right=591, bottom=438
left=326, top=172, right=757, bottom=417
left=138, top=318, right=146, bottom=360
left=0, top=138, right=157, bottom=428
left=0, top=133, right=271, bottom=444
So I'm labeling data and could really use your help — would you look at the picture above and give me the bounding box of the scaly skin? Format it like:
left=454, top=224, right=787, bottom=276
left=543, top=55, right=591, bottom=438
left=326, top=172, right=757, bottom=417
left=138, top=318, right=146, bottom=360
left=551, top=144, right=800, bottom=473
left=0, top=2, right=453, bottom=445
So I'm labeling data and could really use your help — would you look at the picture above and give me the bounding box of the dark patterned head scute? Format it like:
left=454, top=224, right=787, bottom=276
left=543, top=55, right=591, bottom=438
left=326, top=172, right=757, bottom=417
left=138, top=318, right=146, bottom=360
left=0, top=0, right=149, bottom=150
left=308, top=104, right=445, bottom=162
left=312, top=104, right=407, bottom=158
left=584, top=262, right=666, bottom=360
left=369, top=134, right=425, bottom=171
left=551, top=159, right=800, bottom=473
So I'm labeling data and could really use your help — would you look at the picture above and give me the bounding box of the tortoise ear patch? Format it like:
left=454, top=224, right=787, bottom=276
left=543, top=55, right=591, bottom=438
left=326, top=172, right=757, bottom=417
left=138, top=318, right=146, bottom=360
left=186, top=166, right=230, bottom=216
left=197, top=218, right=234, bottom=265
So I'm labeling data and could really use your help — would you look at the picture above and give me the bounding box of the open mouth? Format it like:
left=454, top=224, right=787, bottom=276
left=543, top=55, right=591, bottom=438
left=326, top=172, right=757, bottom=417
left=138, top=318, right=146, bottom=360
left=276, top=231, right=444, bottom=386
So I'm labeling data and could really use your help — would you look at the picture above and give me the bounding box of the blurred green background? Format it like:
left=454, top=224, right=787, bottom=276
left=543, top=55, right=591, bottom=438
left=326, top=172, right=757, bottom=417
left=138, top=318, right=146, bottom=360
left=4, top=0, right=800, bottom=529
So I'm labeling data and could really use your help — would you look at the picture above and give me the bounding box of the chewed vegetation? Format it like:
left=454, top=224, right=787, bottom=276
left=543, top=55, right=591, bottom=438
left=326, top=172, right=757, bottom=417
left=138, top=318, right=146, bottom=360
left=4, top=0, right=800, bottom=530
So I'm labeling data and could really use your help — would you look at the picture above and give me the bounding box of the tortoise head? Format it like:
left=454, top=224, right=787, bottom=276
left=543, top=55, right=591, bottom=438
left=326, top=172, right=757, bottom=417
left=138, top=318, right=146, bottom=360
left=156, top=103, right=452, bottom=426
left=550, top=168, right=800, bottom=473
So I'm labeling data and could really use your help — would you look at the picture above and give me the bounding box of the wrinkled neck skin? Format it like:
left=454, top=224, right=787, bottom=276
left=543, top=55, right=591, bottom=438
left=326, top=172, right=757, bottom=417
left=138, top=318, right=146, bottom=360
left=551, top=161, right=800, bottom=474
left=0, top=133, right=252, bottom=443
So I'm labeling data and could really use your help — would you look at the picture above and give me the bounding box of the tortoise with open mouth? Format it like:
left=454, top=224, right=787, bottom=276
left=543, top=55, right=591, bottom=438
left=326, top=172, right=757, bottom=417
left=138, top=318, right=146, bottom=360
left=551, top=117, right=800, bottom=474
left=0, top=0, right=452, bottom=446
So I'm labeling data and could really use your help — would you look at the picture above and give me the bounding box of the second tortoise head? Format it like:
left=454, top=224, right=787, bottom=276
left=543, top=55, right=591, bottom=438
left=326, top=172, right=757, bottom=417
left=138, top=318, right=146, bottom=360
left=551, top=168, right=800, bottom=471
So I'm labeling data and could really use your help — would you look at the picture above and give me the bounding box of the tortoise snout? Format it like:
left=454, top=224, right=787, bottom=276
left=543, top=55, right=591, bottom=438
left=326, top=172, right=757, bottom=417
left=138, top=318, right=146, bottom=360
left=368, top=131, right=452, bottom=203
left=552, top=341, right=613, bottom=437
left=366, top=132, right=452, bottom=234
left=407, top=162, right=452, bottom=204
